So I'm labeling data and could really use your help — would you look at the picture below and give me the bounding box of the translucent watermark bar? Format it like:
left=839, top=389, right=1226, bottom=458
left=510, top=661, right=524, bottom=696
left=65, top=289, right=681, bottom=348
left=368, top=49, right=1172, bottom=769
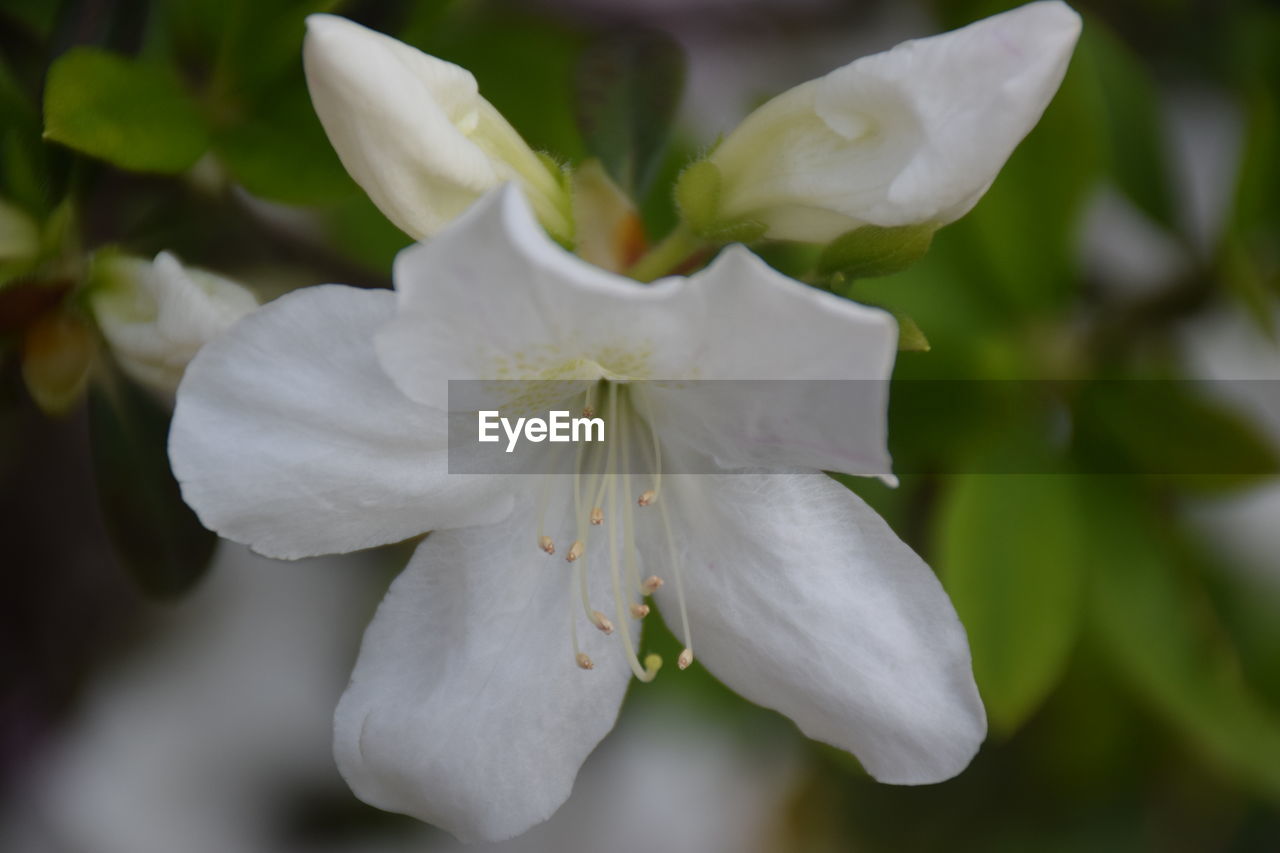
left=445, top=379, right=1280, bottom=476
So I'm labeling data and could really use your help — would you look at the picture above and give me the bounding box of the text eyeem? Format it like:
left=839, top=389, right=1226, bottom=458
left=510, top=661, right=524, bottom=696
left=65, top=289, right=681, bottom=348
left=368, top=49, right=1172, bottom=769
left=478, top=410, right=605, bottom=453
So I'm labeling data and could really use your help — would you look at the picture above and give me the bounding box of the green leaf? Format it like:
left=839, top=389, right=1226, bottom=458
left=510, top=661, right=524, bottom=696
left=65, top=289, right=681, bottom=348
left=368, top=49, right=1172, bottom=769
left=1072, top=380, right=1280, bottom=492
left=89, top=367, right=218, bottom=598
left=818, top=224, right=934, bottom=280
left=43, top=47, right=209, bottom=174
left=212, top=89, right=356, bottom=206
left=1075, top=21, right=1178, bottom=231
left=574, top=28, right=685, bottom=197
left=1086, top=482, right=1280, bottom=802
left=935, top=466, right=1086, bottom=735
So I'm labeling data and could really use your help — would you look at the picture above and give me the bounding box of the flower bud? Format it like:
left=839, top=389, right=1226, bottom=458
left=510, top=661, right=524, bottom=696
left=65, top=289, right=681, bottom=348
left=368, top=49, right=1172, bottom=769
left=707, top=1, right=1082, bottom=243
left=89, top=252, right=257, bottom=396
left=303, top=14, right=573, bottom=244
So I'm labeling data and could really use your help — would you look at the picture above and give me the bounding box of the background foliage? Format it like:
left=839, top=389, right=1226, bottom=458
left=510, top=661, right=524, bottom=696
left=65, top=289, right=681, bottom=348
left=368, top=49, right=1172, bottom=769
left=2, top=0, right=1279, bottom=850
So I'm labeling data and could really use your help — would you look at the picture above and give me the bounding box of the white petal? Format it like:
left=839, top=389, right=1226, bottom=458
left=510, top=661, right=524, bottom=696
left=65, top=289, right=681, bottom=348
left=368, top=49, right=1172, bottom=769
left=169, top=285, right=511, bottom=559
left=712, top=1, right=1082, bottom=241
left=644, top=245, right=897, bottom=478
left=375, top=185, right=705, bottom=408
left=334, top=493, right=634, bottom=842
left=647, top=470, right=985, bottom=783
left=303, top=15, right=570, bottom=241
left=378, top=186, right=896, bottom=484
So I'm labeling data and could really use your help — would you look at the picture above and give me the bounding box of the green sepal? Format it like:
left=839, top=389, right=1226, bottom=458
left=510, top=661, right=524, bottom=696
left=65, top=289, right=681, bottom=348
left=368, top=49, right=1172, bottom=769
left=817, top=223, right=935, bottom=279
left=674, top=159, right=767, bottom=243
left=894, top=312, right=930, bottom=352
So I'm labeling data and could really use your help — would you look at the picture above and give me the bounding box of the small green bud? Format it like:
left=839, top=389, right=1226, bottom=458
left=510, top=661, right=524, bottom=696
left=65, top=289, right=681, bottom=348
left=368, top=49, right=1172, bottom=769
left=817, top=224, right=935, bottom=280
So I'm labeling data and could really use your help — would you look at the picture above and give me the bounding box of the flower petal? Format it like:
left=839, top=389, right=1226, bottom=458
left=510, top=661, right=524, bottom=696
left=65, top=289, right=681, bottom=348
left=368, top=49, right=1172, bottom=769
left=712, top=1, right=1082, bottom=241
left=375, top=184, right=704, bottom=408
left=169, top=284, right=511, bottom=559
left=644, top=245, right=898, bottom=478
left=334, top=493, right=634, bottom=842
left=378, top=185, right=895, bottom=487
left=303, top=15, right=570, bottom=241
left=647, top=470, right=985, bottom=783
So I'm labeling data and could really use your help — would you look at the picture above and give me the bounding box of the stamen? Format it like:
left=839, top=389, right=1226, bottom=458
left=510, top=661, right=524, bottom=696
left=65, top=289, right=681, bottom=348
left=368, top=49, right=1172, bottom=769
left=566, top=540, right=585, bottom=562
left=641, top=575, right=664, bottom=594
left=539, top=535, right=555, bottom=555
left=590, top=507, right=604, bottom=526
left=630, top=603, right=650, bottom=619
left=576, top=653, right=594, bottom=670
left=657, top=495, right=695, bottom=665
left=592, top=610, right=614, bottom=634
left=678, top=648, right=694, bottom=670
left=635, top=388, right=663, bottom=502
left=603, top=383, right=659, bottom=683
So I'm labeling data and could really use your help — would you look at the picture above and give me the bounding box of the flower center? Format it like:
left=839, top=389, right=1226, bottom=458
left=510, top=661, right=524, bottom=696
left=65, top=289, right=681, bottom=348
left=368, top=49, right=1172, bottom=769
left=533, top=380, right=693, bottom=681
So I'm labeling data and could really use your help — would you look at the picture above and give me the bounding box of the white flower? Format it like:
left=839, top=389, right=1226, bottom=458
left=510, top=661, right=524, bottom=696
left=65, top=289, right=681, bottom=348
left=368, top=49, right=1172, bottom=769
left=706, top=0, right=1082, bottom=242
left=303, top=14, right=573, bottom=244
left=168, top=185, right=985, bottom=842
left=89, top=252, right=258, bottom=396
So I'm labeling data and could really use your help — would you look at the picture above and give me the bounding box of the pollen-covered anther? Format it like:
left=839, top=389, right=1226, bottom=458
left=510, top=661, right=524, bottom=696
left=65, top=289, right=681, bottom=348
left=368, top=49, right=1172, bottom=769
left=566, top=540, right=585, bottom=562
left=638, top=490, right=656, bottom=507
left=677, top=648, right=694, bottom=670
left=630, top=603, right=650, bottom=619
left=643, top=654, right=663, bottom=677
left=641, top=575, right=664, bottom=594
left=576, top=653, right=594, bottom=670
left=538, top=535, right=555, bottom=555
left=591, top=611, right=614, bottom=635
left=589, top=507, right=604, bottom=526
left=582, top=405, right=595, bottom=417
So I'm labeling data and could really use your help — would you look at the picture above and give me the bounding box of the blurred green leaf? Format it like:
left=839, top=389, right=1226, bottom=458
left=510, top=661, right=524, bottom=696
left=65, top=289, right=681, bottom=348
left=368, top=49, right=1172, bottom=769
left=212, top=88, right=356, bottom=206
left=936, top=468, right=1085, bottom=735
left=1072, top=381, right=1279, bottom=491
left=43, top=47, right=209, bottom=174
left=1087, top=481, right=1280, bottom=802
left=89, top=367, right=217, bottom=598
left=1075, top=21, right=1178, bottom=231
left=573, top=28, right=685, bottom=197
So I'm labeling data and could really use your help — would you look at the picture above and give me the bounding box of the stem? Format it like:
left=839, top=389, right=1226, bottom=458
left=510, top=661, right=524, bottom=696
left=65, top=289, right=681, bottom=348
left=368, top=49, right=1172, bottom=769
left=625, top=224, right=705, bottom=282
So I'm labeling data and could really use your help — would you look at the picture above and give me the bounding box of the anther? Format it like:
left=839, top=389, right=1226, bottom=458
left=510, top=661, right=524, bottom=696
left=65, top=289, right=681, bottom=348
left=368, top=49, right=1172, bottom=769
left=641, top=575, right=664, bottom=594
left=638, top=490, right=656, bottom=506
left=678, top=648, right=694, bottom=670
left=582, top=405, right=595, bottom=417
left=538, top=536, right=555, bottom=555
left=592, top=611, right=614, bottom=634
left=590, top=507, right=604, bottom=526
left=576, top=653, right=594, bottom=670
left=644, top=654, right=663, bottom=676
left=566, top=540, right=585, bottom=562
left=630, top=603, right=650, bottom=619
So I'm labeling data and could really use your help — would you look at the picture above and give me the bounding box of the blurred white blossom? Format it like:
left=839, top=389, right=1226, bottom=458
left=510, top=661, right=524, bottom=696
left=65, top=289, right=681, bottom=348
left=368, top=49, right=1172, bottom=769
left=89, top=251, right=257, bottom=396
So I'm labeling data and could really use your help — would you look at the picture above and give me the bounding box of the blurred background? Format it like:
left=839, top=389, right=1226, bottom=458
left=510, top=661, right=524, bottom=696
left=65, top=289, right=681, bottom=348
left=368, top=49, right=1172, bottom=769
left=1, top=0, right=1279, bottom=850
